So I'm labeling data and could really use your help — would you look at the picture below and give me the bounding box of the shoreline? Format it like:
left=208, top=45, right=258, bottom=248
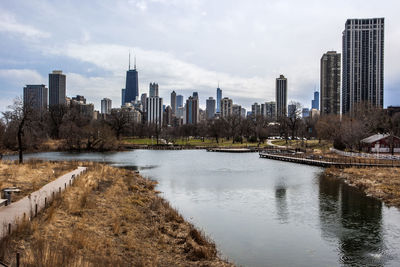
left=0, top=162, right=233, bottom=266
left=324, top=167, right=400, bottom=209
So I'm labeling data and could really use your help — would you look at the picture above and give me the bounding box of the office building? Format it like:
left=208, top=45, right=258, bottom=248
left=146, top=96, right=163, bottom=127
left=124, top=56, right=139, bottom=104
left=23, top=84, right=48, bottom=111
left=193, top=92, right=198, bottom=99
left=312, top=91, right=319, bottom=110
left=252, top=103, right=261, bottom=117
left=216, top=87, right=222, bottom=113
left=72, top=95, right=86, bottom=104
left=185, top=96, right=199, bottom=124
left=176, top=95, right=183, bottom=108
left=302, top=108, right=310, bottom=118
left=321, top=51, right=341, bottom=115
left=141, top=93, right=147, bottom=112
left=49, top=70, right=66, bottom=106
left=149, top=82, right=159, bottom=97
left=265, top=101, right=277, bottom=120
left=288, top=104, right=297, bottom=119
left=171, top=91, right=177, bottom=115
left=276, top=75, right=287, bottom=118
left=101, top=98, right=112, bottom=114
left=121, top=89, right=126, bottom=106
left=232, top=104, right=242, bottom=117
left=342, top=18, right=384, bottom=114
left=220, top=97, right=233, bottom=118
left=206, top=97, right=216, bottom=119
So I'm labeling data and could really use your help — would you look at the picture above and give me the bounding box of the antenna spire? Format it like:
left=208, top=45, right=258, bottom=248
left=134, top=55, right=136, bottom=70
left=129, top=52, right=131, bottom=70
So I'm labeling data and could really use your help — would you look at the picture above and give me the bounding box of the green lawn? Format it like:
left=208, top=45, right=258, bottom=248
left=124, top=137, right=267, bottom=147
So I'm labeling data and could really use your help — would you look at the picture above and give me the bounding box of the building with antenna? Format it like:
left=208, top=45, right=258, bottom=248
left=124, top=54, right=139, bottom=104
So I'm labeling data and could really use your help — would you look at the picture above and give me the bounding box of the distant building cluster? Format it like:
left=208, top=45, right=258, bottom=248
left=22, top=18, right=389, bottom=125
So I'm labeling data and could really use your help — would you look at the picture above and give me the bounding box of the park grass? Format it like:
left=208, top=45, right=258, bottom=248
left=325, top=167, right=400, bottom=207
left=0, top=160, right=78, bottom=202
left=124, top=137, right=264, bottom=147
left=0, top=163, right=233, bottom=266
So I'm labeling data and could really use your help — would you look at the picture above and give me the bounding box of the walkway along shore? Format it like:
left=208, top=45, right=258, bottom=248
left=259, top=151, right=400, bottom=168
left=0, top=167, right=87, bottom=240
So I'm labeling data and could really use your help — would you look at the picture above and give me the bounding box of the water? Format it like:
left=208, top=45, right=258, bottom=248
left=15, top=150, right=400, bottom=266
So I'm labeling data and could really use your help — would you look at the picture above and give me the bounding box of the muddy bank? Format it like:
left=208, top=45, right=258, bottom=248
left=325, top=167, right=400, bottom=208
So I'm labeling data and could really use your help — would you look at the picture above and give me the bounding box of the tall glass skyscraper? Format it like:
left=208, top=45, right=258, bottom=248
left=176, top=95, right=183, bottom=108
left=342, top=18, right=384, bottom=114
left=216, top=87, right=222, bottom=113
left=321, top=51, right=341, bottom=115
left=276, top=75, right=287, bottom=118
left=124, top=56, right=139, bottom=104
left=312, top=91, right=319, bottom=110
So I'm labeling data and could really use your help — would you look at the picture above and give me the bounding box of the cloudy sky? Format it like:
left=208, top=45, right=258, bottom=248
left=0, top=0, right=399, bottom=111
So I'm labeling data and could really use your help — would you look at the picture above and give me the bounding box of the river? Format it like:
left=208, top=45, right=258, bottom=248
left=16, top=150, right=400, bottom=266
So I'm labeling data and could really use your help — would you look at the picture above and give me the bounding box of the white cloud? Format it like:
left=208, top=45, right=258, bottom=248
left=0, top=69, right=45, bottom=85
left=0, top=10, right=50, bottom=38
left=45, top=42, right=278, bottom=109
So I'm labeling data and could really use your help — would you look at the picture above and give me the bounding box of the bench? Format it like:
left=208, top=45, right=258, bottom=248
left=0, top=199, right=7, bottom=207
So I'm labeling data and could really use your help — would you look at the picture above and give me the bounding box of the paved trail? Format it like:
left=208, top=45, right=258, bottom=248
left=0, top=166, right=86, bottom=240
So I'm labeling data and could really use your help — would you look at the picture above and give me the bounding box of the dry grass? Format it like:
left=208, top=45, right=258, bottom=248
left=325, top=167, right=400, bottom=207
left=1, top=163, right=233, bottom=266
left=0, top=160, right=78, bottom=202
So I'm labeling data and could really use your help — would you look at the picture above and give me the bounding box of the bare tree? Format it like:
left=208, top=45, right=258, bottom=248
left=2, top=98, right=35, bottom=163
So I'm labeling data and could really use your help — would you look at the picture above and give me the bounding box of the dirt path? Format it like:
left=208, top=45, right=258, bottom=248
left=0, top=167, right=86, bottom=240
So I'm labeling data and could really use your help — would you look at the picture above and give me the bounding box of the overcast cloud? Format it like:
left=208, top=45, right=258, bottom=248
left=0, top=0, right=399, bottom=111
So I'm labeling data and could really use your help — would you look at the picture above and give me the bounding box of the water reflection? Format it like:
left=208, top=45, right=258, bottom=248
left=318, top=174, right=386, bottom=266
left=275, top=186, right=289, bottom=224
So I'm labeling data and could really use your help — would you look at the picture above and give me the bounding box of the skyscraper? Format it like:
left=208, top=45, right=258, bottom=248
left=171, top=91, right=177, bottom=115
left=185, top=96, right=199, bottom=124
left=125, top=55, right=139, bottom=104
left=101, top=98, right=112, bottom=114
left=149, top=82, right=159, bottom=97
left=206, top=97, right=216, bottom=119
left=23, top=84, right=48, bottom=111
left=251, top=103, right=261, bottom=117
left=216, top=87, right=222, bottom=113
left=311, top=91, right=319, bottom=110
left=321, top=51, right=341, bottom=115
left=49, top=70, right=66, bottom=106
left=146, top=96, right=163, bottom=127
left=193, top=92, right=199, bottom=99
left=121, top=89, right=126, bottom=106
left=176, top=95, right=183, bottom=108
left=265, top=101, right=277, bottom=120
left=220, top=97, right=232, bottom=118
left=276, top=75, right=287, bottom=118
left=141, top=93, right=147, bottom=112
left=342, top=18, right=384, bottom=114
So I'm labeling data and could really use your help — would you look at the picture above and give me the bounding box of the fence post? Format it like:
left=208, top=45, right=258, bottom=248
left=16, top=252, right=20, bottom=267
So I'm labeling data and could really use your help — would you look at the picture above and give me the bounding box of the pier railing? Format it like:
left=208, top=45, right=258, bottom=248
left=259, top=149, right=400, bottom=168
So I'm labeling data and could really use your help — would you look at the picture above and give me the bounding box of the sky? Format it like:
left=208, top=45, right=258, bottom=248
left=0, top=0, right=399, bottom=112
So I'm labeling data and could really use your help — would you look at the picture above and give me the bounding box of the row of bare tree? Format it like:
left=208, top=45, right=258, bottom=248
left=1, top=98, right=399, bottom=163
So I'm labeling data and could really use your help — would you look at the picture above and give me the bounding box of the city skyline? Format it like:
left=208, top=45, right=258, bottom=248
left=1, top=1, right=400, bottom=112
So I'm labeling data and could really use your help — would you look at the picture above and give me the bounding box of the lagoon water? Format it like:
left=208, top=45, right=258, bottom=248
left=18, top=150, right=400, bottom=266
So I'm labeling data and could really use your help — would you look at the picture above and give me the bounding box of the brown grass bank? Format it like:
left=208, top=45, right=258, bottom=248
left=0, top=163, right=233, bottom=266
left=0, top=160, right=78, bottom=202
left=325, top=167, right=400, bottom=208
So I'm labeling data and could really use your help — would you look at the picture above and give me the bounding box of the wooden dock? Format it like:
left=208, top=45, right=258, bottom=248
left=259, top=152, right=399, bottom=168
left=207, top=148, right=259, bottom=153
